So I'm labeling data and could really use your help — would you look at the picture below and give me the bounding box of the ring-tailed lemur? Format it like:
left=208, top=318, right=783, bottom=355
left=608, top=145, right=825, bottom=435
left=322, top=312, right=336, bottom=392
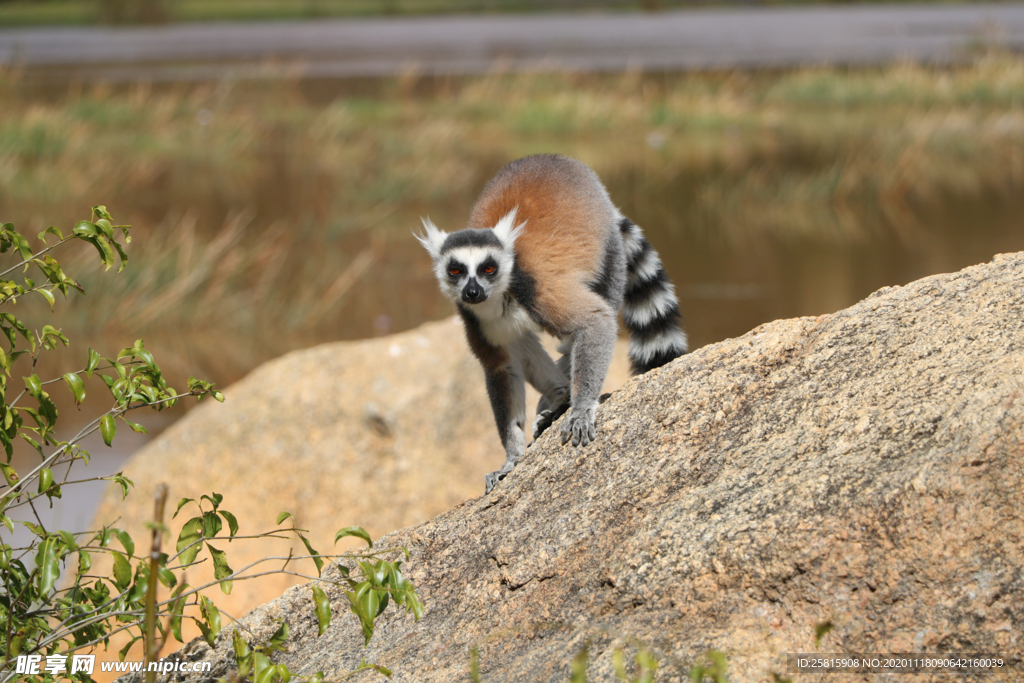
left=417, top=154, right=687, bottom=493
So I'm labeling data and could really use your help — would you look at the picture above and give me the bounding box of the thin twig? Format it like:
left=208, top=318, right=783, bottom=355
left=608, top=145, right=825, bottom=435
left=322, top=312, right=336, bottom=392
left=145, top=484, right=168, bottom=683
left=0, top=235, right=76, bottom=280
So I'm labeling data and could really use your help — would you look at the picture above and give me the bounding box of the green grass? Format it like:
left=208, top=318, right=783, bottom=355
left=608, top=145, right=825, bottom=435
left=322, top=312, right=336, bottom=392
left=1, top=56, right=1022, bottom=387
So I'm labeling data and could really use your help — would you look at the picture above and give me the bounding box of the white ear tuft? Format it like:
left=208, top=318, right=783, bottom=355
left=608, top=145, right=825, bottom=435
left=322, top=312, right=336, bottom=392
left=414, top=217, right=448, bottom=258
left=492, top=207, right=527, bottom=249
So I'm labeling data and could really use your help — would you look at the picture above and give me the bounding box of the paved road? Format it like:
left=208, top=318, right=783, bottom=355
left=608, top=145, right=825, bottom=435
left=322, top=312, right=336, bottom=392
left=2, top=4, right=1024, bottom=81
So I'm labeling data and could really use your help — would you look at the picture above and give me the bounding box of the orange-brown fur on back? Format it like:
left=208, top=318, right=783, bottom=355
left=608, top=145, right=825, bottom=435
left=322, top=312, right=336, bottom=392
left=467, top=155, right=617, bottom=333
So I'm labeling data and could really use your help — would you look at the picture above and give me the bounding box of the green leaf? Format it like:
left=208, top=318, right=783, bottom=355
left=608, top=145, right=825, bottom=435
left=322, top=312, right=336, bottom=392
left=36, top=536, right=60, bottom=596
left=85, top=347, right=100, bottom=377
left=207, top=543, right=234, bottom=595
left=334, top=525, right=373, bottom=548
left=37, top=288, right=55, bottom=307
left=354, top=661, right=392, bottom=678
left=20, top=433, right=42, bottom=457
left=168, top=584, right=188, bottom=643
left=112, top=551, right=132, bottom=591
left=38, top=467, right=53, bottom=493
left=298, top=533, right=324, bottom=576
left=62, top=372, right=86, bottom=405
left=199, top=594, right=221, bottom=646
left=263, top=620, right=290, bottom=654
left=78, top=549, right=91, bottom=576
left=814, top=620, right=834, bottom=648
left=100, top=414, right=116, bottom=446
left=94, top=217, right=114, bottom=239
left=220, top=509, right=239, bottom=537
left=57, top=529, right=77, bottom=551
left=361, top=587, right=379, bottom=630
left=118, top=635, right=141, bottom=662
left=233, top=630, right=253, bottom=679
left=1, top=462, right=20, bottom=486
left=173, top=497, right=195, bottom=518
left=114, top=529, right=135, bottom=558
left=637, top=649, right=659, bottom=683
left=36, top=392, right=58, bottom=426
left=707, top=651, right=727, bottom=682
left=253, top=653, right=274, bottom=683
left=91, top=234, right=117, bottom=270
left=612, top=649, right=628, bottom=681
left=311, top=584, right=331, bottom=636
left=135, top=348, right=155, bottom=368
left=9, top=229, right=32, bottom=260
left=201, top=510, right=223, bottom=537
left=176, top=517, right=204, bottom=566
left=470, top=647, right=481, bottom=683
left=570, top=641, right=590, bottom=683
left=73, top=220, right=99, bottom=237
left=38, top=225, right=64, bottom=243
left=200, top=492, right=223, bottom=509
left=23, top=374, right=42, bottom=397
left=122, top=417, right=147, bottom=433
left=112, top=472, right=133, bottom=499
left=157, top=563, right=177, bottom=588
left=111, top=238, right=129, bottom=272
left=407, top=592, right=424, bottom=621
left=276, top=511, right=293, bottom=525
left=346, top=588, right=376, bottom=645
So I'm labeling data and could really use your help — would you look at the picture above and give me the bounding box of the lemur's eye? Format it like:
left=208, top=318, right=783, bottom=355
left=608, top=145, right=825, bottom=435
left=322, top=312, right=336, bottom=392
left=449, top=267, right=461, bottom=276
left=483, top=265, right=496, bottom=274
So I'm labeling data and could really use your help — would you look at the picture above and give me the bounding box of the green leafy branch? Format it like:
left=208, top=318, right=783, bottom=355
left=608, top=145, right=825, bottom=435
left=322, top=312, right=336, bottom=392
left=0, top=211, right=421, bottom=683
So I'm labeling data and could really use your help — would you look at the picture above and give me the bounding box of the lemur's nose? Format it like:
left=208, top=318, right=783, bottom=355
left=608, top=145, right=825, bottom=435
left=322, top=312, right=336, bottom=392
left=462, top=279, right=486, bottom=304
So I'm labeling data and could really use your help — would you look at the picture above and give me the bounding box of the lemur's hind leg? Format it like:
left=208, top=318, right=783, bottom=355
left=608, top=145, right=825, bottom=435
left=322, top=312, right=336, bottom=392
left=514, top=334, right=570, bottom=440
left=482, top=362, right=527, bottom=494
left=532, top=338, right=572, bottom=439
left=561, top=295, right=617, bottom=447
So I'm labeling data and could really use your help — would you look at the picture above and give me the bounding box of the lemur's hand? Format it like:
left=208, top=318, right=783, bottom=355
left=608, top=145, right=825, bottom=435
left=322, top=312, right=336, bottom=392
left=532, top=401, right=570, bottom=440
left=484, top=465, right=513, bottom=494
left=561, top=406, right=597, bottom=447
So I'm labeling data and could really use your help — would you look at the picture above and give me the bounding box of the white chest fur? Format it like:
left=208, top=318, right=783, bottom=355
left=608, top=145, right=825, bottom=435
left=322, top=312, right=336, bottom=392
left=473, top=293, right=539, bottom=347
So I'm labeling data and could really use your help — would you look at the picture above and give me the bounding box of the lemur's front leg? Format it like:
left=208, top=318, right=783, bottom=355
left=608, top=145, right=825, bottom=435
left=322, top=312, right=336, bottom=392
left=483, top=364, right=527, bottom=494
left=562, top=301, right=617, bottom=447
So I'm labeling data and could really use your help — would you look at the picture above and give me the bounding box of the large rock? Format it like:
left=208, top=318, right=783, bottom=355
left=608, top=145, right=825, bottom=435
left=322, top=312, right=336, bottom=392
left=92, top=317, right=631, bottom=632
left=130, top=252, right=1024, bottom=682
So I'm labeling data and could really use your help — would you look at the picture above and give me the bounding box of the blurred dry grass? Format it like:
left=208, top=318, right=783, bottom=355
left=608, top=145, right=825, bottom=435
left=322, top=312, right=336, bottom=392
left=1, top=56, right=1023, bottom=386
left=0, top=0, right=967, bottom=27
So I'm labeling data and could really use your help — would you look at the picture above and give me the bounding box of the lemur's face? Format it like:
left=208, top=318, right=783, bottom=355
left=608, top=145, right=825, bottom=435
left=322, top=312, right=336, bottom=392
left=415, top=209, right=524, bottom=308
left=441, top=245, right=508, bottom=305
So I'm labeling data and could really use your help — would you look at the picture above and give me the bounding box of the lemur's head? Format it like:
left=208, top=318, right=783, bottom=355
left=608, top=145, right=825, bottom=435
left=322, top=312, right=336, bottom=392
left=415, top=208, right=525, bottom=306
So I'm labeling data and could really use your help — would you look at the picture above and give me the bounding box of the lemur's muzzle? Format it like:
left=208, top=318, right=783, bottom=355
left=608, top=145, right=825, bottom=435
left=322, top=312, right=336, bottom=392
left=462, top=278, right=487, bottom=304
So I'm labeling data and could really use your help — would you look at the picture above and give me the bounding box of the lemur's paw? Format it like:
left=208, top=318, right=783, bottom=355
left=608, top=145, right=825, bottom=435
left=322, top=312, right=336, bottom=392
left=484, top=463, right=516, bottom=494
left=531, top=410, right=553, bottom=440
left=560, top=407, right=596, bottom=447
left=532, top=401, right=570, bottom=440
left=484, top=471, right=503, bottom=494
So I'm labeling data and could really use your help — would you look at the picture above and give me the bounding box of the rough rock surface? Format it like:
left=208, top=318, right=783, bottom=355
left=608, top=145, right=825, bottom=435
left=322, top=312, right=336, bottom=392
left=124, top=253, right=1024, bottom=682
